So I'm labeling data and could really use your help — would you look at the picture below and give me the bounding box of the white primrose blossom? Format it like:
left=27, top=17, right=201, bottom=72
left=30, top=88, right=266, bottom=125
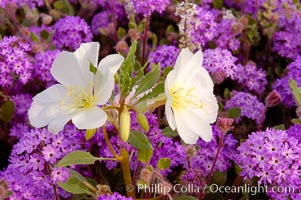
left=165, top=48, right=218, bottom=144
left=28, top=42, right=124, bottom=134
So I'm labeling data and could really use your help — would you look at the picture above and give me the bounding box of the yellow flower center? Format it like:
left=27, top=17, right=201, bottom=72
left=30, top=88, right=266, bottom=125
left=60, top=85, right=96, bottom=110
left=170, top=86, right=200, bottom=110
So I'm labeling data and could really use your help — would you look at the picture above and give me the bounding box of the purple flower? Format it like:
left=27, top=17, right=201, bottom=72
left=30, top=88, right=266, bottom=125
left=273, top=56, right=301, bottom=107
left=0, top=36, right=33, bottom=87
left=225, top=91, right=265, bottom=124
left=131, top=0, right=170, bottom=16
left=51, top=167, right=70, bottom=184
left=236, top=63, right=267, bottom=94
left=148, top=45, right=180, bottom=73
left=53, top=16, right=92, bottom=50
left=98, top=192, right=133, bottom=200
left=203, top=48, right=237, bottom=81
left=236, top=128, right=301, bottom=199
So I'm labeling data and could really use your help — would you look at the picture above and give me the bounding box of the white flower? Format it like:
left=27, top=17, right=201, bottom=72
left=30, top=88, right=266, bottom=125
left=165, top=48, right=218, bottom=144
left=28, top=42, right=124, bottom=134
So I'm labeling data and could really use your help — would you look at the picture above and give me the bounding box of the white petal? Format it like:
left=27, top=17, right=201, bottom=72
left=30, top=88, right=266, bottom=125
left=94, top=72, right=114, bottom=105
left=164, top=70, right=177, bottom=92
left=190, top=69, right=214, bottom=93
left=173, top=111, right=199, bottom=144
left=176, top=49, right=204, bottom=83
left=28, top=101, right=69, bottom=128
left=50, top=51, right=85, bottom=88
left=32, top=84, right=68, bottom=103
left=177, top=109, right=213, bottom=142
left=73, top=42, right=100, bottom=86
left=97, top=54, right=124, bottom=74
left=173, top=48, right=193, bottom=74
left=29, top=85, right=71, bottom=127
left=72, top=106, right=107, bottom=129
left=165, top=100, right=176, bottom=130
left=48, top=117, right=70, bottom=134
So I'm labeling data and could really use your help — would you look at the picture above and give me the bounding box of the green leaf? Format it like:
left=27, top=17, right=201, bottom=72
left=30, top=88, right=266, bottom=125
left=138, top=82, right=164, bottom=103
left=292, top=118, right=301, bottom=124
left=58, top=170, right=93, bottom=195
left=40, top=29, right=49, bottom=40
left=136, top=112, right=150, bottom=132
left=30, top=32, right=39, bottom=42
left=54, top=0, right=64, bottom=9
left=117, top=27, right=127, bottom=40
left=157, top=158, right=171, bottom=170
left=119, top=41, right=137, bottom=96
left=213, top=0, right=224, bottom=9
left=57, top=151, right=102, bottom=167
left=223, top=88, right=231, bottom=99
left=0, top=101, right=15, bottom=123
left=128, top=131, right=153, bottom=150
left=227, top=107, right=241, bottom=119
left=289, top=78, right=301, bottom=106
left=174, top=196, right=198, bottom=200
left=137, top=149, right=153, bottom=163
left=234, top=164, right=242, bottom=175
left=273, top=124, right=285, bottom=130
left=89, top=61, right=97, bottom=75
left=134, top=64, right=160, bottom=97
left=138, top=18, right=147, bottom=33
left=162, top=126, right=178, bottom=138
left=212, top=171, right=227, bottom=185
left=85, top=129, right=96, bottom=140
left=163, top=66, right=173, bottom=77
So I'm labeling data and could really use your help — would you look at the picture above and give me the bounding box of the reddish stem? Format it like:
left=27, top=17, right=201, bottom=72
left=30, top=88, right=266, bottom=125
left=257, top=106, right=267, bottom=131
left=110, top=0, right=118, bottom=42
left=141, top=16, right=149, bottom=66
left=199, top=132, right=224, bottom=199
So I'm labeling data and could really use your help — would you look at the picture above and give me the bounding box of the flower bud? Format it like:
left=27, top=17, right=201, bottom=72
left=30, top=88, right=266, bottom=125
left=217, top=117, right=234, bottom=133
left=136, top=112, right=149, bottom=132
left=140, top=168, right=153, bottom=184
left=120, top=105, right=131, bottom=142
left=265, top=90, right=282, bottom=107
left=115, top=40, right=129, bottom=54
left=96, top=184, right=112, bottom=197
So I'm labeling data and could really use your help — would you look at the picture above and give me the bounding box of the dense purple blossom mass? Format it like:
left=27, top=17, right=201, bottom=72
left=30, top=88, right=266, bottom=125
left=1, top=0, right=301, bottom=199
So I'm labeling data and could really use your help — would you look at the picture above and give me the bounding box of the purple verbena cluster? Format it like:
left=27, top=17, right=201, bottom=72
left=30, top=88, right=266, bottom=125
left=0, top=36, right=33, bottom=87
left=1, top=126, right=85, bottom=199
left=225, top=91, right=265, bottom=124
left=273, top=56, right=301, bottom=107
left=98, top=192, right=133, bottom=200
left=236, top=128, right=301, bottom=199
left=203, top=48, right=237, bottom=81
left=130, top=0, right=170, bottom=17
left=148, top=45, right=180, bottom=71
left=53, top=16, right=93, bottom=50
left=236, top=63, right=267, bottom=94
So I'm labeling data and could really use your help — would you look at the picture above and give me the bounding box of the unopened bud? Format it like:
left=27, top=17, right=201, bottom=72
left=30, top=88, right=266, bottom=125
left=240, top=15, right=248, bottom=26
left=120, top=105, right=131, bottom=142
left=96, top=184, right=111, bottom=197
left=265, top=90, right=282, bottom=107
left=41, top=14, right=53, bottom=25
left=212, top=70, right=227, bottom=84
left=217, top=117, right=234, bottom=133
left=115, top=40, right=129, bottom=54
left=136, top=112, right=149, bottom=132
left=128, top=29, right=140, bottom=41
left=140, top=168, right=153, bottom=184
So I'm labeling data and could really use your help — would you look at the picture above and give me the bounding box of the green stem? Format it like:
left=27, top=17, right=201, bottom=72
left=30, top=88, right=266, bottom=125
left=120, top=148, right=135, bottom=198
